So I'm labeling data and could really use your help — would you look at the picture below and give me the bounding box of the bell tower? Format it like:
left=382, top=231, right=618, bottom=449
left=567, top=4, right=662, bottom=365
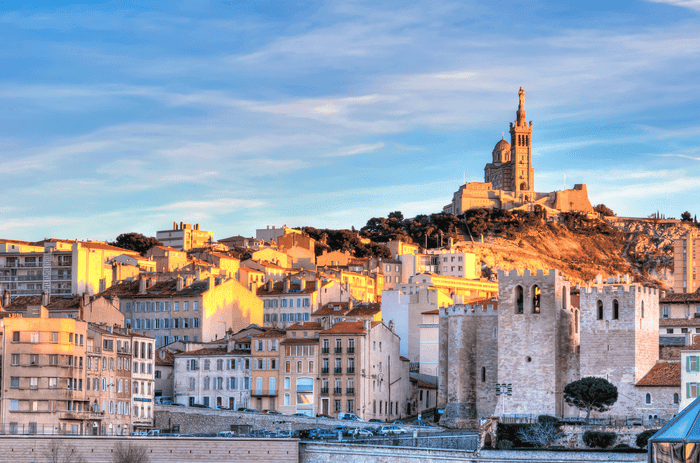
left=508, top=87, right=534, bottom=195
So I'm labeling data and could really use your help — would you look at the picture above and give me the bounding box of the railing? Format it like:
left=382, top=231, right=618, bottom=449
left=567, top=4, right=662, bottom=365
left=333, top=388, right=343, bottom=395
left=346, top=388, right=355, bottom=395
left=334, top=347, right=342, bottom=354
left=347, top=347, right=355, bottom=354
left=347, top=368, right=355, bottom=374
left=251, top=389, right=278, bottom=397
left=321, top=367, right=329, bottom=374
left=320, top=388, right=329, bottom=395
left=333, top=367, right=343, bottom=374
left=499, top=414, right=670, bottom=428
left=321, top=347, right=330, bottom=354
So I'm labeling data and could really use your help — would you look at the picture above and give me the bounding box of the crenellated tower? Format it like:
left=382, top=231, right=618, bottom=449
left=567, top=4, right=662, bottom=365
left=508, top=87, right=534, bottom=195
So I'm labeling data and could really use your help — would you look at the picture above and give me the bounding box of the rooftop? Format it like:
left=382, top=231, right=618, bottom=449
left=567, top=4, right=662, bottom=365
left=636, top=362, right=681, bottom=387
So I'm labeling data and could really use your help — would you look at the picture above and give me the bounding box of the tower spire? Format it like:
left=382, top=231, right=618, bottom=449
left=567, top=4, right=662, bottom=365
left=517, top=87, right=526, bottom=125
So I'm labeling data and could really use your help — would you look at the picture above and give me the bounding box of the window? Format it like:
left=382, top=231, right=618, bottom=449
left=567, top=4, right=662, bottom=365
left=51, top=332, right=58, bottom=343
left=285, top=377, right=291, bottom=390
left=645, top=393, right=651, bottom=404
left=689, top=356, right=699, bottom=372
left=10, top=377, right=19, bottom=388
left=674, top=393, right=680, bottom=404
left=612, top=300, right=619, bottom=320
left=30, top=332, right=39, bottom=343
left=515, top=286, right=524, bottom=314
left=597, top=300, right=603, bottom=320
left=285, top=393, right=291, bottom=406
left=12, top=331, right=19, bottom=342
left=30, top=377, right=38, bottom=389
left=481, top=367, right=486, bottom=382
left=532, top=285, right=541, bottom=313
left=10, top=400, right=18, bottom=411
left=11, top=354, right=20, bottom=365
left=49, top=377, right=57, bottom=389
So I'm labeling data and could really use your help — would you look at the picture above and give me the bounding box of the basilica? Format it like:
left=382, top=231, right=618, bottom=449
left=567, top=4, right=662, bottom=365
left=443, top=88, right=593, bottom=215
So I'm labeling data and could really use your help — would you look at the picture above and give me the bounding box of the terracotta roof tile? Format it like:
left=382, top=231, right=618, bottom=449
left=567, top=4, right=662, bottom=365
left=636, top=362, right=681, bottom=387
left=257, top=280, right=317, bottom=296
left=251, top=330, right=286, bottom=339
left=99, top=278, right=214, bottom=298
left=174, top=347, right=227, bottom=356
left=320, top=321, right=369, bottom=335
left=661, top=290, right=700, bottom=304
left=286, top=322, right=322, bottom=330
left=281, top=338, right=319, bottom=345
left=660, top=318, right=700, bottom=327
left=347, top=303, right=381, bottom=317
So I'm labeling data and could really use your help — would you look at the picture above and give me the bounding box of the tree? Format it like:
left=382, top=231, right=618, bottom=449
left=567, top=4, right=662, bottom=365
left=563, top=377, right=618, bottom=425
left=516, top=421, right=564, bottom=448
left=681, top=211, right=693, bottom=222
left=112, top=442, right=149, bottom=463
left=44, top=440, right=85, bottom=463
left=594, top=204, right=615, bottom=217
left=109, top=233, right=162, bottom=256
left=388, top=211, right=404, bottom=221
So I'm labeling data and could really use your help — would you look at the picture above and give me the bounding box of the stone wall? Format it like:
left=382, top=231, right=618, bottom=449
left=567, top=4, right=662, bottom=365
left=0, top=435, right=297, bottom=463
left=557, top=424, right=656, bottom=448
left=300, top=442, right=646, bottom=463
left=155, top=405, right=399, bottom=433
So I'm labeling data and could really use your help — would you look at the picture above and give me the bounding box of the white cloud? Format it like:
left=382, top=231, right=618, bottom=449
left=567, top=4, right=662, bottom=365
left=325, top=143, right=385, bottom=157
left=645, top=0, right=700, bottom=12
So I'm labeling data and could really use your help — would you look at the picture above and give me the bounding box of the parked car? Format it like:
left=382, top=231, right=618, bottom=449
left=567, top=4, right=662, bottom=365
left=277, top=430, right=292, bottom=438
left=249, top=430, right=269, bottom=438
left=146, top=430, right=162, bottom=437
left=190, top=404, right=207, bottom=408
left=242, top=408, right=260, bottom=414
left=315, top=428, right=339, bottom=439
left=293, top=429, right=314, bottom=439
left=316, top=414, right=332, bottom=419
left=218, top=431, right=236, bottom=438
left=412, top=420, right=430, bottom=427
left=392, top=420, right=405, bottom=425
left=368, top=418, right=384, bottom=423
left=264, top=410, right=282, bottom=415
left=292, top=412, right=310, bottom=417
left=168, top=402, right=185, bottom=407
left=332, top=426, right=352, bottom=436
left=350, top=427, right=374, bottom=438
left=377, top=425, right=407, bottom=436
left=338, top=412, right=364, bottom=421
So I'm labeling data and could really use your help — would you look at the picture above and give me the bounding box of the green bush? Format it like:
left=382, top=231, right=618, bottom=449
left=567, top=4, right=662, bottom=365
left=635, top=429, right=659, bottom=449
left=497, top=439, right=513, bottom=450
left=583, top=431, right=617, bottom=449
left=614, top=443, right=632, bottom=449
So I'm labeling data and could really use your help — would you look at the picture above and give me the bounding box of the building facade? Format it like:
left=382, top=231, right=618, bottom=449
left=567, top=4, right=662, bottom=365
left=156, top=222, right=214, bottom=251
left=674, top=230, right=699, bottom=294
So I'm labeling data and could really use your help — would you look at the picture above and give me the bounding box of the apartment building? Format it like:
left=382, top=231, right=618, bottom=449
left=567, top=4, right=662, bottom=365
left=241, top=259, right=289, bottom=283
left=311, top=301, right=381, bottom=325
left=154, top=348, right=175, bottom=400
left=105, top=275, right=263, bottom=347
left=318, top=319, right=408, bottom=421
left=250, top=330, right=285, bottom=411
left=237, top=267, right=265, bottom=292
left=2, top=292, right=125, bottom=326
left=0, top=309, right=91, bottom=435
left=0, top=238, right=138, bottom=297
left=156, top=222, right=213, bottom=251
left=85, top=325, right=134, bottom=436
left=144, top=246, right=189, bottom=272
left=674, top=230, right=699, bottom=293
left=188, top=250, right=240, bottom=278
left=259, top=279, right=319, bottom=329
left=130, top=334, right=155, bottom=431
left=279, top=322, right=320, bottom=417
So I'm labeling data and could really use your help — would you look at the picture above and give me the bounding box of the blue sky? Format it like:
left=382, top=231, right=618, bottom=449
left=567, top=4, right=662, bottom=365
left=1, top=0, right=700, bottom=242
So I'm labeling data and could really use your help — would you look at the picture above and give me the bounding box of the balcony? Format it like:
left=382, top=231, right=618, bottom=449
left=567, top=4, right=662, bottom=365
left=346, top=388, right=355, bottom=395
left=333, top=367, right=343, bottom=374
left=61, top=411, right=104, bottom=421
left=321, top=347, right=330, bottom=354
left=251, top=389, right=278, bottom=397
left=321, top=367, right=329, bottom=374
left=320, top=387, right=329, bottom=395
left=346, top=347, right=355, bottom=354
left=347, top=368, right=355, bottom=374
left=334, top=347, right=342, bottom=354
left=333, top=387, right=343, bottom=395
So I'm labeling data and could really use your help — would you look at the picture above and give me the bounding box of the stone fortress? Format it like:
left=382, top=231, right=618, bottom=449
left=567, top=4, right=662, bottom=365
left=438, top=269, right=673, bottom=428
left=443, top=88, right=594, bottom=215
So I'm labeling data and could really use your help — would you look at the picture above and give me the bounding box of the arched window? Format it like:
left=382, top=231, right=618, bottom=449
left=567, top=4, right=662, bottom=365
left=284, top=393, right=290, bottom=406
left=674, top=393, right=679, bottom=404
left=646, top=393, right=651, bottom=404
left=563, top=290, right=569, bottom=311
left=308, top=361, right=314, bottom=373
left=532, top=285, right=541, bottom=314
left=641, top=301, right=645, bottom=319
left=575, top=310, right=579, bottom=333
left=597, top=300, right=603, bottom=320
left=285, top=361, right=291, bottom=373
left=515, top=286, right=524, bottom=314
left=520, top=182, right=527, bottom=190
left=481, top=367, right=486, bottom=383
left=297, top=361, right=302, bottom=373
left=612, top=300, right=619, bottom=320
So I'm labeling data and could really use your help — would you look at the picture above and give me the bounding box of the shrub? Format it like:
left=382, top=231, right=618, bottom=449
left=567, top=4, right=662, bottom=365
left=583, top=431, right=617, bottom=449
left=497, top=423, right=534, bottom=448
left=636, top=429, right=659, bottom=449
left=614, top=443, right=632, bottom=449
left=496, top=439, right=513, bottom=450
left=537, top=415, right=561, bottom=426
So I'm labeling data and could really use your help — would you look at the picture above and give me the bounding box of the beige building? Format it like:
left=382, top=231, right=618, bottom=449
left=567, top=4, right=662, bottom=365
left=156, top=222, right=214, bottom=251
left=144, top=246, right=189, bottom=273
left=241, top=259, right=289, bottom=283
left=259, top=279, right=319, bottom=329
left=105, top=275, right=263, bottom=347
left=674, top=230, right=699, bottom=293
left=251, top=248, right=292, bottom=269
left=189, top=250, right=240, bottom=279
left=251, top=330, right=285, bottom=411
left=0, top=238, right=139, bottom=297
left=279, top=322, right=320, bottom=417
left=2, top=292, right=125, bottom=327
left=237, top=266, right=266, bottom=292
left=130, top=333, right=155, bottom=431
left=661, top=291, right=700, bottom=320
left=418, top=309, right=440, bottom=376
left=318, top=319, right=409, bottom=421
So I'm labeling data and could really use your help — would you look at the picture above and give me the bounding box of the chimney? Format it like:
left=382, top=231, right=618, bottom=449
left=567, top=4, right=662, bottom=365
left=321, top=316, right=330, bottom=331
left=41, top=291, right=50, bottom=307
left=177, top=275, right=184, bottom=291
left=363, top=319, right=370, bottom=332
left=284, top=279, right=290, bottom=293
left=267, top=279, right=274, bottom=292
left=139, top=275, right=147, bottom=294
left=388, top=320, right=395, bottom=333
left=299, top=279, right=306, bottom=291
left=83, top=292, right=89, bottom=307
left=180, top=221, right=184, bottom=230
left=2, top=290, right=10, bottom=308
left=173, top=221, right=178, bottom=230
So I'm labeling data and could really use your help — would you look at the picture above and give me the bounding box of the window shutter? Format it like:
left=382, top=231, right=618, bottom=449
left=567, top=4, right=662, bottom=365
left=688, top=382, right=691, bottom=399
left=688, top=356, right=692, bottom=373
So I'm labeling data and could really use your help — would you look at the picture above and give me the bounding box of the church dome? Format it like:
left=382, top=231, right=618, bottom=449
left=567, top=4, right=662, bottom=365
left=494, top=137, right=511, bottom=151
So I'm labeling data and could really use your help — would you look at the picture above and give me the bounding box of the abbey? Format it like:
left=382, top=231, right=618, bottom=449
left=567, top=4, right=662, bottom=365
left=443, top=88, right=593, bottom=215
left=438, top=270, right=676, bottom=427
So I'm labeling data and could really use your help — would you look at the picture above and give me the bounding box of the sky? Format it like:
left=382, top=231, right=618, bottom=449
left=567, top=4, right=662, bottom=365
left=1, top=0, right=700, bottom=242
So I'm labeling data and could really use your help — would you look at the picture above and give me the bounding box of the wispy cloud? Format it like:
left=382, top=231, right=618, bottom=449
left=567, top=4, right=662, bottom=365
left=325, top=143, right=385, bottom=157
left=645, top=0, right=700, bottom=12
